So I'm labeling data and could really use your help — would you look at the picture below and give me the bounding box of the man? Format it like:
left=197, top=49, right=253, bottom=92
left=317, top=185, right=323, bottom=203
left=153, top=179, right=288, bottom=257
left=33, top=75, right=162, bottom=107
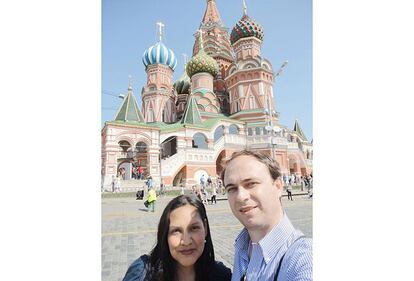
left=222, top=150, right=312, bottom=281
left=200, top=174, right=206, bottom=189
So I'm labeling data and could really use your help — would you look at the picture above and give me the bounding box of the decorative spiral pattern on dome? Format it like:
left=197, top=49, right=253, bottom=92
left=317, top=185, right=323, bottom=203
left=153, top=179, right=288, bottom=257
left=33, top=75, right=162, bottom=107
left=142, top=42, right=177, bottom=70
left=186, top=52, right=219, bottom=78
left=230, top=15, right=264, bottom=45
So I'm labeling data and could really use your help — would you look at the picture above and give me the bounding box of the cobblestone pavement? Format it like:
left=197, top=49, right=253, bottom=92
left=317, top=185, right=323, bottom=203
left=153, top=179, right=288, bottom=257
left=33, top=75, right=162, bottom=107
left=102, top=194, right=312, bottom=281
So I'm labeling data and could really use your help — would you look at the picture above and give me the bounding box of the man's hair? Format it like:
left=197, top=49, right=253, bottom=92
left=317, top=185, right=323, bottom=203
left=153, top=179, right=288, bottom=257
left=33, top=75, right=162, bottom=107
left=220, top=150, right=281, bottom=184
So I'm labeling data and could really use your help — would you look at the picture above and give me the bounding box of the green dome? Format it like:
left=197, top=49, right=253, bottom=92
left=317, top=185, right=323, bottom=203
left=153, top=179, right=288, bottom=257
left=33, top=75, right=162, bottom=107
left=186, top=50, right=219, bottom=78
left=174, top=68, right=191, bottom=94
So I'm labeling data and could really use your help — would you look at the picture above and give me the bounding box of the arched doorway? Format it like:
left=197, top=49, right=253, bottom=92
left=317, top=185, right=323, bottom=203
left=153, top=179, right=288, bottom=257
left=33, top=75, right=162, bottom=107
left=134, top=141, right=149, bottom=178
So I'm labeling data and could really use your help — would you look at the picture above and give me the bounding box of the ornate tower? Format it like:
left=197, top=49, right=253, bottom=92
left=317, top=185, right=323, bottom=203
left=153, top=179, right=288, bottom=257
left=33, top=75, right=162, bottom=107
left=225, top=0, right=276, bottom=123
left=141, top=22, right=178, bottom=123
left=192, top=0, right=234, bottom=114
left=186, top=30, right=221, bottom=114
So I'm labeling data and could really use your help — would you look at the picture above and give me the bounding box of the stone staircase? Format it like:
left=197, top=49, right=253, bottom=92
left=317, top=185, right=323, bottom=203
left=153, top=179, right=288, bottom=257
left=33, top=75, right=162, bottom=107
left=119, top=179, right=146, bottom=192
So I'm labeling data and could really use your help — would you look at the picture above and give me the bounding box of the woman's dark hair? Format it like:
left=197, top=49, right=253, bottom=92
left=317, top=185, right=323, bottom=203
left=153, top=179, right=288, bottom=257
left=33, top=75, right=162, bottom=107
left=147, top=195, right=215, bottom=281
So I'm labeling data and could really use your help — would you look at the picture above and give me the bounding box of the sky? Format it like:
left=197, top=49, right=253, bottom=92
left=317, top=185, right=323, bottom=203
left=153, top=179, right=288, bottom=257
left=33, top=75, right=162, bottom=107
left=102, top=0, right=312, bottom=140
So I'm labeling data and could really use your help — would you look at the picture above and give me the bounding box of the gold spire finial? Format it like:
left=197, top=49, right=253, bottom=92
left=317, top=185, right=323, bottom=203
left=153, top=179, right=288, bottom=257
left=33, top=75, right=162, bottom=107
left=243, top=0, right=247, bottom=16
left=156, top=22, right=165, bottom=41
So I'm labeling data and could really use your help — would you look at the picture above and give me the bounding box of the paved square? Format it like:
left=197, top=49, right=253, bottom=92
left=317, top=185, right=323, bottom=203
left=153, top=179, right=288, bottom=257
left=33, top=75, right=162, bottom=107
left=102, top=194, right=312, bottom=281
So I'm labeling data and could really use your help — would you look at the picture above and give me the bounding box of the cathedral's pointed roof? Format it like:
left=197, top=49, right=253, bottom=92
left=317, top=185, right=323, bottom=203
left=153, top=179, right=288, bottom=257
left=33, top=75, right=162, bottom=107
left=114, top=82, right=145, bottom=123
left=181, top=95, right=202, bottom=125
left=202, top=0, right=223, bottom=26
left=293, top=119, right=308, bottom=142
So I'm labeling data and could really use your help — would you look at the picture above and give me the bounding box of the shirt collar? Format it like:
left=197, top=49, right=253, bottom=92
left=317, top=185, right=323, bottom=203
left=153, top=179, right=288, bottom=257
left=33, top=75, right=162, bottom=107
left=259, top=213, right=296, bottom=264
left=234, top=227, right=250, bottom=263
left=234, top=213, right=297, bottom=264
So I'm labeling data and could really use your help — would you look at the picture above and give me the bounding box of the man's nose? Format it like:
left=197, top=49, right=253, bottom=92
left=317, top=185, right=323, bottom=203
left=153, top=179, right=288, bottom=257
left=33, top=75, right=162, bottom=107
left=235, top=185, right=250, bottom=201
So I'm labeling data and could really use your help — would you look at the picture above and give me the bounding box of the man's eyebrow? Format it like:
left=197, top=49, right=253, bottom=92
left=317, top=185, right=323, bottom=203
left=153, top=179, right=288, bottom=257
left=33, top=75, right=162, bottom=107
left=224, top=178, right=259, bottom=189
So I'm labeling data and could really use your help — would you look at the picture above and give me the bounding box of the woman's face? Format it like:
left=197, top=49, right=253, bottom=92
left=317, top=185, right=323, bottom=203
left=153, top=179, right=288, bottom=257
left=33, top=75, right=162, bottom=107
left=168, top=204, right=207, bottom=269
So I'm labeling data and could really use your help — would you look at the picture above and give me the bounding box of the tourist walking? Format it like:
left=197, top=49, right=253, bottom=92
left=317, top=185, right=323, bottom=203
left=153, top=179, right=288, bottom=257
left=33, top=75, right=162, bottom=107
left=286, top=183, right=293, bottom=201
left=200, top=174, right=206, bottom=189
left=210, top=185, right=217, bottom=204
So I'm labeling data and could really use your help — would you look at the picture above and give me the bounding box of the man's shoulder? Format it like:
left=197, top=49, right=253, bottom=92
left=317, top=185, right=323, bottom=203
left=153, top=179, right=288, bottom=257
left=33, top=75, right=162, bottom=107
left=281, top=237, right=313, bottom=280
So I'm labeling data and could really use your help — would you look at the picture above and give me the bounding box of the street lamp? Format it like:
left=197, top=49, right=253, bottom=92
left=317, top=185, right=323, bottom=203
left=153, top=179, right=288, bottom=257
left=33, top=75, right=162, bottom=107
left=264, top=109, right=280, bottom=159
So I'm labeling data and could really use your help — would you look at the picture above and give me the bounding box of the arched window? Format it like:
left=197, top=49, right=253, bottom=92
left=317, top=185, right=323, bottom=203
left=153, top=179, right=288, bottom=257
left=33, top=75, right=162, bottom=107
left=247, top=128, right=253, bottom=136
left=192, top=133, right=208, bottom=149
left=228, top=124, right=239, bottom=135
left=118, top=141, right=131, bottom=152
left=255, top=127, right=261, bottom=135
left=214, top=125, right=225, bottom=142
left=135, top=142, right=147, bottom=153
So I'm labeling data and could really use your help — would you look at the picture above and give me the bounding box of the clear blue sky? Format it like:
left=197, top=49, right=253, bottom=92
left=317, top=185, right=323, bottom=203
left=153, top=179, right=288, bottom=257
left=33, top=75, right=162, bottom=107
left=102, top=0, right=312, bottom=140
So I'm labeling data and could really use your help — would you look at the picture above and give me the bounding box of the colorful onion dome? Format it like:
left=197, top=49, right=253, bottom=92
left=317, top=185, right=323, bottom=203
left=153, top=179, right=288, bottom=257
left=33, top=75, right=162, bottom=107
left=186, top=50, right=219, bottom=78
left=174, top=68, right=191, bottom=94
left=142, top=41, right=178, bottom=71
left=230, top=14, right=264, bottom=45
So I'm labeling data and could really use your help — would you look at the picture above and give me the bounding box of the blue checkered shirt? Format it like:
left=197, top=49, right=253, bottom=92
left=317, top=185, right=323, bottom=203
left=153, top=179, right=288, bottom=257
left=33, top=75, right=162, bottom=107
left=232, top=213, right=312, bottom=281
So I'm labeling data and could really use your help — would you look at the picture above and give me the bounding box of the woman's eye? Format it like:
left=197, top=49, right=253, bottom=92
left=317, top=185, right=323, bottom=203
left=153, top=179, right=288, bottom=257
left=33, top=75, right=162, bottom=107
left=192, top=225, right=200, bottom=230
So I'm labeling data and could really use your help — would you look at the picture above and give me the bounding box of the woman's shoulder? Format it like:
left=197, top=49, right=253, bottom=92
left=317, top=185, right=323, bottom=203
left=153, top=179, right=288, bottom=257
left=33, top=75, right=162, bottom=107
left=122, top=254, right=150, bottom=281
left=211, top=261, right=232, bottom=281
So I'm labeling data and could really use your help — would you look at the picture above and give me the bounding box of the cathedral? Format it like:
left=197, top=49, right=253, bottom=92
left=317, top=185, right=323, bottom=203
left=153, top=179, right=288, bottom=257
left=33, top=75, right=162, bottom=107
left=101, top=0, right=313, bottom=189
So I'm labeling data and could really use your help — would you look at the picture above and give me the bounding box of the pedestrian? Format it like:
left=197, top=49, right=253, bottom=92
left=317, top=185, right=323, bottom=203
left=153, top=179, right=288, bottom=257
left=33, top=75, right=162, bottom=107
left=114, top=175, right=121, bottom=193
left=207, top=176, right=212, bottom=188
left=221, top=150, right=312, bottom=281
left=146, top=187, right=157, bottom=212
left=286, top=183, right=293, bottom=201
left=210, top=185, right=217, bottom=204
left=111, top=175, right=116, bottom=192
left=202, top=188, right=209, bottom=205
left=123, top=195, right=231, bottom=281
left=138, top=166, right=143, bottom=180
left=301, top=175, right=306, bottom=191
left=146, top=176, right=153, bottom=189
left=200, top=174, right=206, bottom=189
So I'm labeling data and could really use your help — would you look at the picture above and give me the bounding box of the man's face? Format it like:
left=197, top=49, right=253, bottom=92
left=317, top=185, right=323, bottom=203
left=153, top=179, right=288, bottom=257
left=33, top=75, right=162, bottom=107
left=224, top=155, right=283, bottom=233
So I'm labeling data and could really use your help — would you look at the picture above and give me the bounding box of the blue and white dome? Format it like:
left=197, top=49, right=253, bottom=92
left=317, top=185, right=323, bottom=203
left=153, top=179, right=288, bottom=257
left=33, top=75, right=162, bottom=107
left=142, top=42, right=178, bottom=71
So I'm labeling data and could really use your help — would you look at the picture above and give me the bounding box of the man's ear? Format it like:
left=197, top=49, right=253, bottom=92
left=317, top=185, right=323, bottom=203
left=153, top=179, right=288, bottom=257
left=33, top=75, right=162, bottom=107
left=273, top=177, right=283, bottom=191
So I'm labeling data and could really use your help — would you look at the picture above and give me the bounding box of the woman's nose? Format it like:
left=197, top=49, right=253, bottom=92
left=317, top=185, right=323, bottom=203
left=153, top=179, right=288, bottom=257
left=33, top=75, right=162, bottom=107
left=180, top=232, right=192, bottom=245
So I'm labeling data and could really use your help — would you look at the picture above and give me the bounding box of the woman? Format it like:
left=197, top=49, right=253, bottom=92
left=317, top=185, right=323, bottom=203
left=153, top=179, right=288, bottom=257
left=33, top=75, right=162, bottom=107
left=123, top=195, right=231, bottom=281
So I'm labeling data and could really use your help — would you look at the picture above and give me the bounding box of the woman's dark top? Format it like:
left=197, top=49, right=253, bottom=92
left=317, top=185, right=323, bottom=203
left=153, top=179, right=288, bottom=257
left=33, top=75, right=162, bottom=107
left=122, top=254, right=232, bottom=281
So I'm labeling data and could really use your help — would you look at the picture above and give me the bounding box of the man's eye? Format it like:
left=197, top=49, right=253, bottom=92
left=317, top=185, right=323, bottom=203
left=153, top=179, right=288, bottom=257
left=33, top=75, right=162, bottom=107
left=226, top=187, right=236, bottom=193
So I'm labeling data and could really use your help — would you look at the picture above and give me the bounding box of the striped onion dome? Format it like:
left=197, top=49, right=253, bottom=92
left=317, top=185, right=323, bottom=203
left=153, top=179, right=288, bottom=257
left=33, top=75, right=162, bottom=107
left=230, top=14, right=264, bottom=45
left=142, top=42, right=178, bottom=70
